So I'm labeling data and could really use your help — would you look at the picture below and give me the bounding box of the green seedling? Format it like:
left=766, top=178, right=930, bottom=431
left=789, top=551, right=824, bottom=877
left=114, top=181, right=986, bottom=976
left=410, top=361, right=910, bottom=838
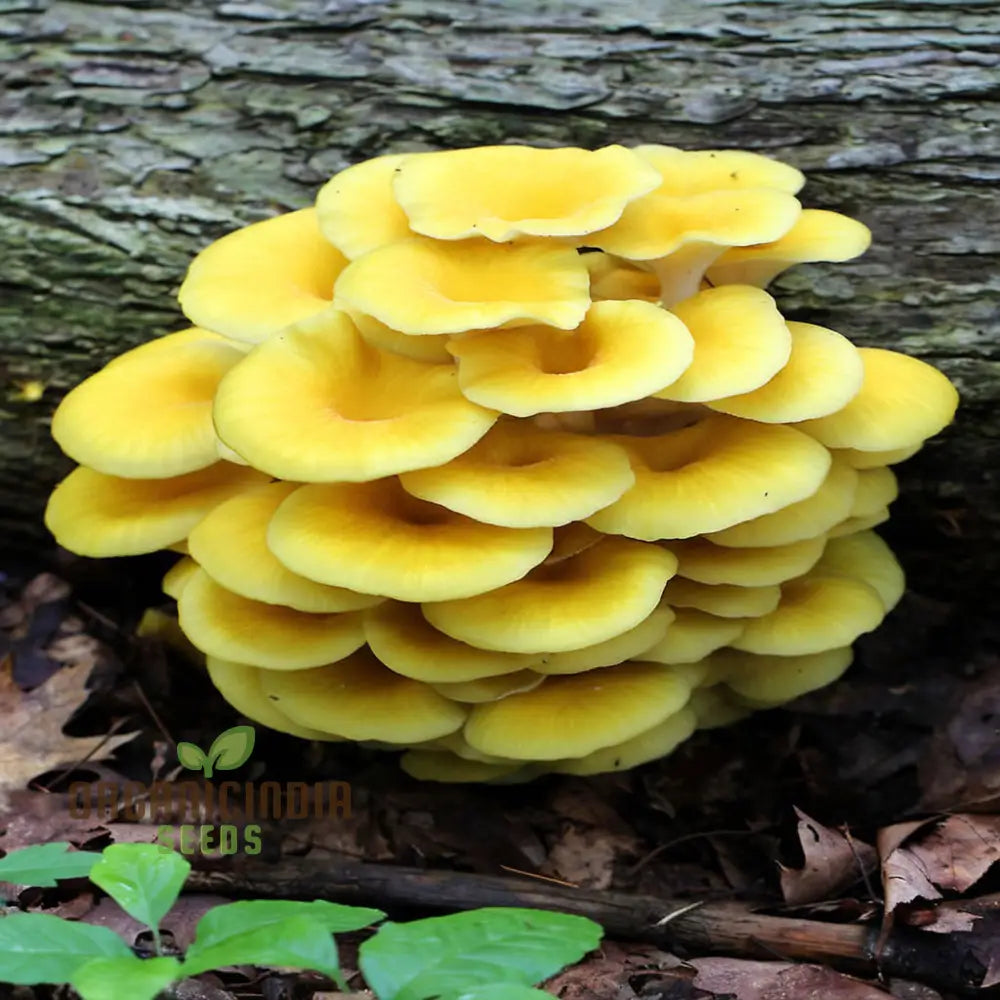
left=175, top=724, right=255, bottom=778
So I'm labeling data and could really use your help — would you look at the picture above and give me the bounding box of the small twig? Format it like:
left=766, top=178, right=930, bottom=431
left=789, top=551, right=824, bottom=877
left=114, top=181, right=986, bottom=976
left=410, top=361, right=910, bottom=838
left=131, top=676, right=175, bottom=747
left=498, top=866, right=577, bottom=888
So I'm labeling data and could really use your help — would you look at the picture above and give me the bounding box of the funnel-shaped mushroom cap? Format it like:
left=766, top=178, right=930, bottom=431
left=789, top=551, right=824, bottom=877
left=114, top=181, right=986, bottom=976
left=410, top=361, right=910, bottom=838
left=640, top=608, right=746, bottom=665
left=718, top=646, right=854, bottom=706
left=586, top=416, right=832, bottom=541
left=334, top=237, right=590, bottom=335
left=188, top=482, right=384, bottom=613
left=689, top=686, right=753, bottom=729
left=813, top=530, right=905, bottom=611
left=431, top=670, right=545, bottom=703
left=829, top=508, right=890, bottom=538
left=706, top=456, right=857, bottom=548
left=653, top=286, right=791, bottom=403
left=213, top=311, right=497, bottom=483
left=423, top=538, right=677, bottom=654
left=587, top=253, right=661, bottom=301
left=551, top=706, right=697, bottom=776
left=348, top=311, right=453, bottom=363
left=850, top=467, right=899, bottom=518
left=400, top=752, right=526, bottom=784
left=835, top=443, right=922, bottom=470
left=393, top=144, right=661, bottom=242
left=52, top=330, right=247, bottom=479
left=547, top=522, right=605, bottom=564
left=205, top=657, right=342, bottom=740
left=178, top=568, right=366, bottom=670
left=416, top=731, right=517, bottom=764
left=178, top=209, right=346, bottom=343
left=797, top=348, right=959, bottom=451
left=162, top=556, right=199, bottom=600
left=364, top=601, right=537, bottom=682
left=662, top=577, right=782, bottom=619
left=268, top=478, right=552, bottom=602
left=632, top=145, right=806, bottom=195
left=259, top=648, right=467, bottom=743
left=730, top=572, right=885, bottom=656
left=706, top=209, right=872, bottom=288
left=666, top=536, right=827, bottom=587
left=535, top=605, right=675, bottom=675
left=44, top=463, right=268, bottom=557
left=463, top=661, right=692, bottom=760
left=399, top=420, right=635, bottom=528
left=315, top=153, right=415, bottom=259
left=447, top=300, right=695, bottom=416
left=707, top=321, right=865, bottom=423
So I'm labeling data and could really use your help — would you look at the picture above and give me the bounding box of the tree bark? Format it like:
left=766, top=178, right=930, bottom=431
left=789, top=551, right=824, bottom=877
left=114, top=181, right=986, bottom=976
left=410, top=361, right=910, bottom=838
left=2, top=0, right=998, bottom=621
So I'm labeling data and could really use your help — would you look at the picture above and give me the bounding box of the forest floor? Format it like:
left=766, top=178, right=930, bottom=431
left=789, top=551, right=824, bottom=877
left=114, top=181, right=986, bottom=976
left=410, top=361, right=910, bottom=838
left=2, top=543, right=1000, bottom=1000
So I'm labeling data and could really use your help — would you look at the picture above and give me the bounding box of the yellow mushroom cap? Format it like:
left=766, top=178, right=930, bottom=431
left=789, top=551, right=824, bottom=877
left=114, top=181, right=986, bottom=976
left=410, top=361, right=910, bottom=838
left=834, top=443, right=922, bottom=470
left=178, top=568, right=366, bottom=670
left=730, top=572, right=885, bottom=656
left=177, top=208, right=347, bottom=343
left=414, top=731, right=517, bottom=764
left=689, top=686, right=753, bottom=729
left=205, top=657, right=342, bottom=741
left=392, top=144, right=661, bottom=242
left=850, top=467, right=899, bottom=518
left=212, top=310, right=497, bottom=483
left=586, top=253, right=661, bottom=301
left=347, top=311, right=453, bottom=363
left=333, top=237, right=591, bottom=336
left=640, top=608, right=746, bottom=665
left=828, top=508, right=890, bottom=538
left=707, top=321, right=865, bottom=423
left=259, top=648, right=467, bottom=743
left=653, top=286, right=792, bottom=403
left=447, top=299, right=695, bottom=416
left=706, top=209, right=872, bottom=288
left=535, top=605, right=675, bottom=675
left=550, top=706, right=697, bottom=776
left=662, top=577, right=782, bottom=619
left=430, top=670, right=545, bottom=704
left=315, top=153, right=416, bottom=259
left=398, top=420, right=635, bottom=528
left=546, top=521, right=605, bottom=564
left=706, top=456, right=857, bottom=548
left=797, top=348, right=959, bottom=452
left=51, top=330, right=247, bottom=479
left=463, top=661, right=692, bottom=760
left=363, top=601, right=537, bottom=682
left=188, top=482, right=384, bottom=613
left=44, top=462, right=268, bottom=557
left=586, top=416, right=832, bottom=541
left=400, top=752, right=526, bottom=784
left=632, top=145, right=806, bottom=195
left=268, top=478, right=552, bottom=602
left=812, top=530, right=905, bottom=611
left=718, top=647, right=854, bottom=706
left=162, top=556, right=199, bottom=600
left=423, top=537, right=678, bottom=654
left=665, top=536, right=827, bottom=587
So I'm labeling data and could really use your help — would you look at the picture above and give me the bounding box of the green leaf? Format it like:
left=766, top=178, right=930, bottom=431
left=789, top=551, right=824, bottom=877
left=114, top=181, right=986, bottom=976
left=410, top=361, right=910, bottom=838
left=0, top=842, right=102, bottom=886
left=182, top=913, right=343, bottom=984
left=207, top=724, right=256, bottom=773
left=71, top=955, right=181, bottom=1000
left=191, top=899, right=384, bottom=942
left=0, top=912, right=132, bottom=985
left=448, top=986, right=555, bottom=1000
left=89, top=843, right=191, bottom=933
left=359, top=908, right=603, bottom=1000
left=175, top=741, right=206, bottom=772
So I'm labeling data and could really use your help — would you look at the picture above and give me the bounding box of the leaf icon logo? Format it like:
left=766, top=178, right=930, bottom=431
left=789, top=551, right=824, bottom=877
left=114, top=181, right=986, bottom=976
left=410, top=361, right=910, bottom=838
left=176, top=725, right=256, bottom=778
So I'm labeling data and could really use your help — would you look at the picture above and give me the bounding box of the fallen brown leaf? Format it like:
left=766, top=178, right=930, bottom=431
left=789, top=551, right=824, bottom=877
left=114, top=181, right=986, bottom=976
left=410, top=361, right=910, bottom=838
left=780, top=807, right=877, bottom=906
left=691, top=958, right=888, bottom=999
left=0, top=657, right=137, bottom=810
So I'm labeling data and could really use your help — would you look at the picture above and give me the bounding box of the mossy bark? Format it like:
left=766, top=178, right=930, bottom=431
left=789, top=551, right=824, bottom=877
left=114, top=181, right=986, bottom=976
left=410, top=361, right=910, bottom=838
left=2, top=0, right=998, bottom=622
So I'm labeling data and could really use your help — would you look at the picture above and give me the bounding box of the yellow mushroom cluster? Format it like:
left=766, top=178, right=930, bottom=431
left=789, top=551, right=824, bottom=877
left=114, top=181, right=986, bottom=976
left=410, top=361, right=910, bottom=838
left=44, top=144, right=959, bottom=783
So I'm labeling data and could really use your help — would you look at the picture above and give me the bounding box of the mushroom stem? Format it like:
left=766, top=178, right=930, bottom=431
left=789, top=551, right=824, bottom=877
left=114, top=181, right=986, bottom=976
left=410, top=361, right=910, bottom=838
left=646, top=242, right=725, bottom=307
